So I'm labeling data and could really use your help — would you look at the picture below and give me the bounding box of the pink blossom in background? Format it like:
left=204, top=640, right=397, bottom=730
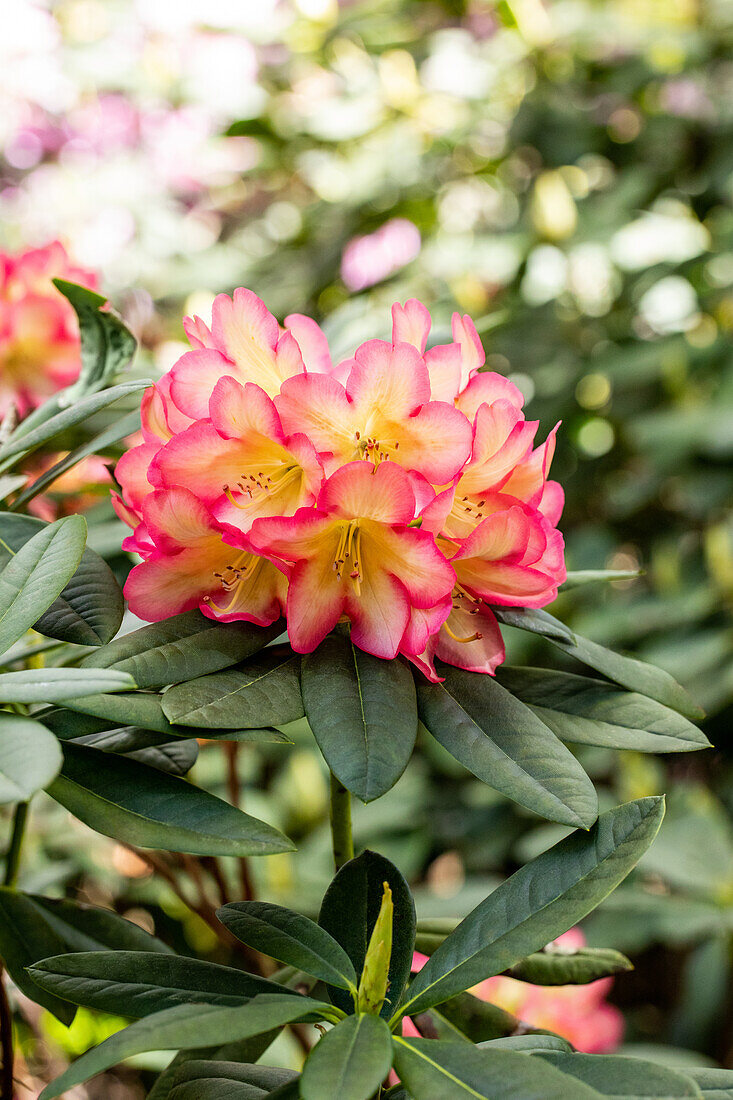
left=0, top=241, right=98, bottom=416
left=340, top=218, right=421, bottom=291
left=475, top=930, right=624, bottom=1054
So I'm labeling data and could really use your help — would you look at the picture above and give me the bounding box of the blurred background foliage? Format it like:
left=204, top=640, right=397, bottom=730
left=3, top=0, right=733, bottom=1094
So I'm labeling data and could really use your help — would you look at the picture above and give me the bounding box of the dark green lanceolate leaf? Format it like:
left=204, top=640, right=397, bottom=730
left=39, top=996, right=333, bottom=1099
left=47, top=742, right=293, bottom=856
left=509, top=946, right=632, bottom=985
left=480, top=1035, right=574, bottom=1053
left=562, top=570, right=642, bottom=589
left=319, top=850, right=415, bottom=1019
left=53, top=279, right=137, bottom=398
left=0, top=667, right=135, bottom=702
left=0, top=514, right=86, bottom=656
left=59, top=691, right=185, bottom=735
left=162, top=648, right=303, bottom=729
left=417, top=664, right=598, bottom=829
left=301, top=634, right=417, bottom=802
left=20, top=894, right=171, bottom=954
left=0, top=889, right=167, bottom=1025
left=170, top=1062, right=296, bottom=1091
left=685, top=1068, right=733, bottom=1098
left=301, top=1015, right=393, bottom=1100
left=10, top=407, right=140, bottom=511
left=517, top=609, right=703, bottom=721
left=82, top=611, right=283, bottom=690
left=126, top=737, right=199, bottom=776
left=28, top=951, right=297, bottom=1018
left=396, top=797, right=664, bottom=1020
left=536, top=1052, right=702, bottom=1097
left=170, top=1084, right=265, bottom=1099
left=430, top=990, right=521, bottom=1043
left=217, top=901, right=357, bottom=992
left=496, top=667, right=709, bottom=753
left=492, top=606, right=575, bottom=643
left=54, top=691, right=289, bottom=743
left=0, top=381, right=148, bottom=465
left=0, top=713, right=62, bottom=802
left=391, top=1038, right=601, bottom=1099
left=147, top=1036, right=280, bottom=1100
left=0, top=511, right=123, bottom=645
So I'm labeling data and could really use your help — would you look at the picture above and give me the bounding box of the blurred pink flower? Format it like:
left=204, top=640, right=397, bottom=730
left=25, top=453, right=112, bottom=522
left=340, top=218, right=421, bottom=291
left=477, top=929, right=624, bottom=1054
left=0, top=241, right=98, bottom=416
left=406, top=930, right=624, bottom=1055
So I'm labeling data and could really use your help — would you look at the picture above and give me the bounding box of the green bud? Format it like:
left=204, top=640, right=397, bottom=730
left=357, top=881, right=393, bottom=1014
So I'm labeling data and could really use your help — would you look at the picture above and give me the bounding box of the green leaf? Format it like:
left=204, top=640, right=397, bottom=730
left=319, top=850, right=415, bottom=1019
left=82, top=611, right=284, bottom=690
left=169, top=1061, right=296, bottom=1092
left=301, top=634, right=417, bottom=802
left=396, top=797, right=664, bottom=1019
left=20, top=893, right=171, bottom=954
left=534, top=613, right=703, bottom=720
left=492, top=607, right=575, bottom=644
left=0, top=515, right=86, bottom=656
left=0, top=889, right=168, bottom=1025
left=0, top=667, right=135, bottom=702
left=0, top=713, right=62, bottom=802
left=52, top=279, right=137, bottom=398
left=301, top=1015, right=393, bottom=1100
left=162, top=647, right=303, bottom=729
left=55, top=691, right=292, bottom=742
left=391, top=1038, right=601, bottom=1099
left=416, top=663, right=598, bottom=829
left=562, top=570, right=641, bottom=589
left=28, top=951, right=297, bottom=1018
left=0, top=380, right=149, bottom=464
left=58, top=691, right=184, bottom=735
left=39, top=995, right=331, bottom=1099
left=509, top=945, right=632, bottom=985
left=686, top=1068, right=733, bottom=1098
left=0, top=511, right=123, bottom=645
left=496, top=667, right=709, bottom=753
left=47, top=742, right=294, bottom=856
left=147, top=1037, right=280, bottom=1100
left=126, top=737, right=199, bottom=777
left=217, top=901, right=357, bottom=992
left=170, top=1084, right=266, bottom=1099
left=536, top=1052, right=702, bottom=1097
left=431, top=990, right=521, bottom=1042
left=479, top=1035, right=574, bottom=1053
left=10, top=408, right=140, bottom=511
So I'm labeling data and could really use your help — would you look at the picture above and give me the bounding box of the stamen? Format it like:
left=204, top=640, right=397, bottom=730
left=444, top=624, right=483, bottom=643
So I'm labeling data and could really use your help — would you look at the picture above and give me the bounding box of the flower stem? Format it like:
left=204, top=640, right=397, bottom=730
left=0, top=969, right=13, bottom=1100
left=329, top=772, right=353, bottom=871
left=3, top=802, right=28, bottom=889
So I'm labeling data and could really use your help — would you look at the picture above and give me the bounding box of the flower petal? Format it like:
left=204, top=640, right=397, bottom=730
left=391, top=299, right=431, bottom=353
left=115, top=442, right=160, bottom=512
left=169, top=348, right=234, bottom=420
left=285, top=313, right=333, bottom=373
left=346, top=339, right=430, bottom=416
left=318, top=461, right=416, bottom=526
left=424, top=344, right=463, bottom=402
left=434, top=601, right=505, bottom=675
left=209, top=377, right=284, bottom=443
left=456, top=371, right=524, bottom=420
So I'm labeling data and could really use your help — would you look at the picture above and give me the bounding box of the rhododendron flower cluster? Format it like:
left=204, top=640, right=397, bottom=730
left=0, top=241, right=98, bottom=417
left=116, top=289, right=565, bottom=679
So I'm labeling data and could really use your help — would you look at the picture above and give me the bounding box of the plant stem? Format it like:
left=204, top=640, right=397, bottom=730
left=3, top=803, right=28, bottom=889
left=0, top=970, right=13, bottom=1100
left=329, top=771, right=353, bottom=871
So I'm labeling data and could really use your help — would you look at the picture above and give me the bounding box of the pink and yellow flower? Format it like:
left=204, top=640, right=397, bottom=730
left=0, top=242, right=98, bottom=417
left=116, top=289, right=565, bottom=677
